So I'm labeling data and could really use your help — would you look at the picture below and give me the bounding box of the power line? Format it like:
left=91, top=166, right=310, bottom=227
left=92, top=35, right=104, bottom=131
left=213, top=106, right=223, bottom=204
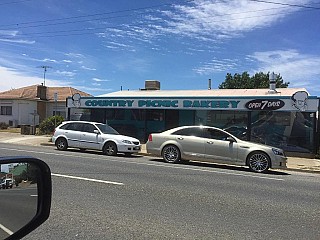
left=1, top=6, right=317, bottom=39
left=0, top=0, right=319, bottom=39
left=250, top=0, right=320, bottom=10
left=0, top=0, right=193, bottom=29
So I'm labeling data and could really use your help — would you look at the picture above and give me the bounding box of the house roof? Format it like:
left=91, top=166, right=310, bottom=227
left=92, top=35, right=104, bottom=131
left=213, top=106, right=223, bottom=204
left=98, top=87, right=309, bottom=98
left=0, top=85, right=92, bottom=101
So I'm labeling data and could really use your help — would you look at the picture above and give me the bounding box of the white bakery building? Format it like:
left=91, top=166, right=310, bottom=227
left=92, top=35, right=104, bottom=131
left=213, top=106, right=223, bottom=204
left=65, top=80, right=319, bottom=154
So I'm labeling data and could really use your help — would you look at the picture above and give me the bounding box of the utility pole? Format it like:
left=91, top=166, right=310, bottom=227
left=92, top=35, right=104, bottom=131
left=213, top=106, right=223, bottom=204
left=37, top=66, right=52, bottom=86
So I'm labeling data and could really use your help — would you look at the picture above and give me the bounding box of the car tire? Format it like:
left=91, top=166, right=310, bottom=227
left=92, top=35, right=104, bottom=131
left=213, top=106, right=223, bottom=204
left=103, top=142, right=118, bottom=156
left=162, top=145, right=181, bottom=163
left=56, top=138, right=68, bottom=151
left=247, top=151, right=270, bottom=173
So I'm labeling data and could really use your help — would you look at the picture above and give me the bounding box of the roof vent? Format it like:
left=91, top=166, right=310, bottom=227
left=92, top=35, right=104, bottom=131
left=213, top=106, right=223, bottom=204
left=268, top=72, right=277, bottom=93
left=145, top=80, right=160, bottom=90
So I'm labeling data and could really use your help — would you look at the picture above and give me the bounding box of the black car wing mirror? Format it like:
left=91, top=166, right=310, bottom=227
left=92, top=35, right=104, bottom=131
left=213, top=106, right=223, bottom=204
left=0, top=157, right=52, bottom=240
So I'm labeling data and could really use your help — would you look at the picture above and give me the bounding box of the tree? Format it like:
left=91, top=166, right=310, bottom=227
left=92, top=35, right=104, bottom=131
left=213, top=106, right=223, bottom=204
left=218, top=72, right=290, bottom=89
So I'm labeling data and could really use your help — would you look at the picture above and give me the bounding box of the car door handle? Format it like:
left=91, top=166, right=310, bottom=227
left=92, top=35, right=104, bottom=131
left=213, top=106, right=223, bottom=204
left=207, top=141, right=214, bottom=144
left=177, top=137, right=184, bottom=140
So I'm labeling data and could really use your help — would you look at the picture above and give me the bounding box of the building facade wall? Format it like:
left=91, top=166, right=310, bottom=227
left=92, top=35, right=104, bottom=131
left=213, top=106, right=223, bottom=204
left=0, top=100, right=38, bottom=126
left=66, top=91, right=319, bottom=153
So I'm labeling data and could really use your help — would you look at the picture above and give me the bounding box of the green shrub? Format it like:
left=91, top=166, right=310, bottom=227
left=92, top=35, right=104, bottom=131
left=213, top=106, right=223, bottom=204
left=39, top=115, right=64, bottom=135
left=0, top=122, right=9, bottom=129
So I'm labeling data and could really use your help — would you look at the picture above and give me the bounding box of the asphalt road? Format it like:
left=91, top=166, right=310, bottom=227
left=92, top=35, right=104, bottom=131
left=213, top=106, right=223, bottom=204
left=0, top=143, right=319, bottom=240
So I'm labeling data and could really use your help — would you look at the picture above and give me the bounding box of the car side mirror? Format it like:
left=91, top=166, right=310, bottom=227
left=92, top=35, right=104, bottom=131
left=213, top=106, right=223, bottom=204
left=0, top=157, right=52, bottom=240
left=94, top=130, right=100, bottom=134
left=226, top=136, right=236, bottom=142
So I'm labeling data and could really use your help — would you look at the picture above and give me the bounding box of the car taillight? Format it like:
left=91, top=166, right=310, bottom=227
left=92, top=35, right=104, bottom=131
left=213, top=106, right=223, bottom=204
left=148, top=134, right=153, bottom=142
left=52, top=129, right=56, bottom=135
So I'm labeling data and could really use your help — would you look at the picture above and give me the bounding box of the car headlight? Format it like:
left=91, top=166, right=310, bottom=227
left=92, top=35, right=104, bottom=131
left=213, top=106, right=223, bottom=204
left=272, top=148, right=284, bottom=156
left=122, top=140, right=132, bottom=144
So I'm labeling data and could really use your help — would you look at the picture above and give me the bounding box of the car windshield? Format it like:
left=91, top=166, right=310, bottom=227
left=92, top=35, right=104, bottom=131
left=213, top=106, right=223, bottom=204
left=96, top=124, right=119, bottom=135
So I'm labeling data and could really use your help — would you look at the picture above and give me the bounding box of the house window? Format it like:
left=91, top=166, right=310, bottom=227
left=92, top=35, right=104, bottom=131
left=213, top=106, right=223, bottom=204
left=1, top=106, right=12, bottom=115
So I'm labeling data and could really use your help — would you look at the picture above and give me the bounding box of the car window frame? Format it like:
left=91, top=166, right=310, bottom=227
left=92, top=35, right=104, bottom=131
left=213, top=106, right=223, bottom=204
left=172, top=127, right=204, bottom=138
left=203, top=127, right=232, bottom=141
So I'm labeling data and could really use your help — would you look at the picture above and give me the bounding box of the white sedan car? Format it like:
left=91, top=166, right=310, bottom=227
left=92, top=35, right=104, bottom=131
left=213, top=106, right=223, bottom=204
left=52, top=121, right=141, bottom=156
left=146, top=125, right=287, bottom=173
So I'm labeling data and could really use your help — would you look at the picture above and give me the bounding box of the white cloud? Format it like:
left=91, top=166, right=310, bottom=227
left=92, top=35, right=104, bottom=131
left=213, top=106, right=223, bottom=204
left=0, top=30, right=18, bottom=37
left=81, top=66, right=96, bottom=71
left=248, top=49, right=320, bottom=91
left=65, top=53, right=85, bottom=58
left=160, top=0, right=312, bottom=39
left=92, top=78, right=110, bottom=82
left=0, top=38, right=35, bottom=44
left=42, top=58, right=57, bottom=63
left=55, top=70, right=76, bottom=77
left=0, top=66, right=66, bottom=92
left=193, top=58, right=239, bottom=75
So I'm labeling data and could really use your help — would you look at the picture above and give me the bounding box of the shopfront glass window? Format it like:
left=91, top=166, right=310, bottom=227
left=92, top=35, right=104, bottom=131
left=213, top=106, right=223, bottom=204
left=130, top=109, right=146, bottom=121
left=195, top=110, right=248, bottom=140
left=146, top=110, right=164, bottom=121
left=250, top=111, right=315, bottom=153
left=105, top=109, right=125, bottom=120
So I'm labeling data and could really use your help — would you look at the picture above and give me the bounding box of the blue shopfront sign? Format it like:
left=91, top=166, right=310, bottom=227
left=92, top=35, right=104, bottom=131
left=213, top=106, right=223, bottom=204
left=67, top=92, right=318, bottom=112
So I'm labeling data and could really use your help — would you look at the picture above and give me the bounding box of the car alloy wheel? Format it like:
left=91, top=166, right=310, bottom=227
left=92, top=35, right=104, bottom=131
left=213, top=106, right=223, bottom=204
left=248, top=152, right=270, bottom=173
left=104, top=142, right=117, bottom=156
left=162, top=145, right=180, bottom=163
left=56, top=138, right=68, bottom=151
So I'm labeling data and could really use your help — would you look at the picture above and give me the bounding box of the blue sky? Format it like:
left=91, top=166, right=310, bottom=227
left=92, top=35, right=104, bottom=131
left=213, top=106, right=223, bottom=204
left=0, top=0, right=320, bottom=97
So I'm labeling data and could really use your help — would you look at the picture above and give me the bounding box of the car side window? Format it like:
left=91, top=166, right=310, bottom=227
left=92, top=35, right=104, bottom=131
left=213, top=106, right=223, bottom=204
left=64, top=123, right=83, bottom=131
left=204, top=128, right=230, bottom=141
left=60, top=123, right=69, bottom=130
left=173, top=127, right=203, bottom=138
left=82, top=123, right=97, bottom=133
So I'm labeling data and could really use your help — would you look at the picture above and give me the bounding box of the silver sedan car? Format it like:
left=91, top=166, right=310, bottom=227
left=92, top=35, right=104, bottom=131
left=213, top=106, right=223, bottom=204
left=146, top=125, right=287, bottom=173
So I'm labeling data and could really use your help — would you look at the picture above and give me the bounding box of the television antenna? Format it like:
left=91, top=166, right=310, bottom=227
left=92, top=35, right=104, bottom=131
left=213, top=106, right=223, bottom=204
left=37, top=65, right=52, bottom=86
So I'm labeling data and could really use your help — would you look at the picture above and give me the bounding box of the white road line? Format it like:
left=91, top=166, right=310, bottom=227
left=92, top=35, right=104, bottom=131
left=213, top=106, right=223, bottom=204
left=30, top=195, right=38, bottom=197
left=0, top=223, right=13, bottom=235
left=0, top=147, right=284, bottom=181
left=51, top=173, right=124, bottom=185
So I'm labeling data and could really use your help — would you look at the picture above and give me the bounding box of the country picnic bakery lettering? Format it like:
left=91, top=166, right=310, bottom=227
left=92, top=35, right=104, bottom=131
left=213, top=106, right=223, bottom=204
left=183, top=100, right=240, bottom=109
left=245, top=99, right=285, bottom=110
left=138, top=100, right=178, bottom=108
left=85, top=100, right=134, bottom=107
left=84, top=99, right=241, bottom=109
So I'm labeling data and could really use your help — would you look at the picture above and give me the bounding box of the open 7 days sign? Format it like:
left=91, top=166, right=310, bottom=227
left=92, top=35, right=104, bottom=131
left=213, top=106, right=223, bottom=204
left=245, top=99, right=285, bottom=111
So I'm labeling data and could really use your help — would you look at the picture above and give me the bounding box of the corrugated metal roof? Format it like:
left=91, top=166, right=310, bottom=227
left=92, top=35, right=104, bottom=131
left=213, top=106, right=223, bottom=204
left=98, top=88, right=308, bottom=98
left=0, top=85, right=92, bottom=101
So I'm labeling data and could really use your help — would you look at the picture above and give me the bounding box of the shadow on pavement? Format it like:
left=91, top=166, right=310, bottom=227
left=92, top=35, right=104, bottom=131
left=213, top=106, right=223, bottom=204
left=149, top=158, right=290, bottom=176
left=54, top=148, right=143, bottom=158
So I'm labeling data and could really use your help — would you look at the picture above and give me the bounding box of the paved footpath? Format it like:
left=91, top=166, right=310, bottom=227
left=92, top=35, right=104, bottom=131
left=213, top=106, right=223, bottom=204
left=0, top=132, right=319, bottom=173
